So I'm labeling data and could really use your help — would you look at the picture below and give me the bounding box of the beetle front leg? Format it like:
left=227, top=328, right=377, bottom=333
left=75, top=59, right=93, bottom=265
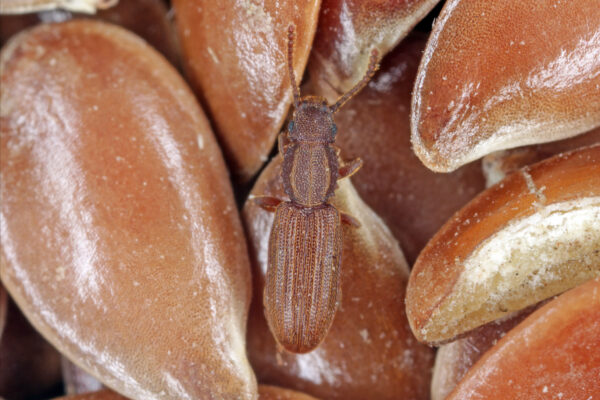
left=338, top=157, right=363, bottom=179
left=251, top=196, right=283, bottom=212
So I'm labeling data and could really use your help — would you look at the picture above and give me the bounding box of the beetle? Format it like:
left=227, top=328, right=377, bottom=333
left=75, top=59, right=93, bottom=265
left=254, top=25, right=379, bottom=353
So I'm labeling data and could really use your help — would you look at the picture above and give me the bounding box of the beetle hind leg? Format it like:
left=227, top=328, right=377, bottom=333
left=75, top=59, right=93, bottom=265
left=338, top=158, right=363, bottom=179
left=251, top=196, right=283, bottom=212
left=340, top=211, right=361, bottom=228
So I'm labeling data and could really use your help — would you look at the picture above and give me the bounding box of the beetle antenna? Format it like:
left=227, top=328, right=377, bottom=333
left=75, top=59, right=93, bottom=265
left=288, top=25, right=301, bottom=108
left=330, top=49, right=379, bottom=113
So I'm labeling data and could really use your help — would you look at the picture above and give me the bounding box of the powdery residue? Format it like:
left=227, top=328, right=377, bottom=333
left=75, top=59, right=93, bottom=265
left=463, top=197, right=600, bottom=287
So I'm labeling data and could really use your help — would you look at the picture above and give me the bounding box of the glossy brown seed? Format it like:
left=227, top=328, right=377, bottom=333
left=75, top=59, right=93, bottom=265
left=245, top=157, right=434, bottom=400
left=406, top=145, right=600, bottom=344
left=0, top=299, right=62, bottom=399
left=411, top=0, right=600, bottom=172
left=0, top=20, right=256, bottom=399
left=431, top=306, right=538, bottom=400
left=0, top=0, right=180, bottom=65
left=54, top=385, right=322, bottom=400
left=54, top=389, right=129, bottom=400
left=331, top=34, right=485, bottom=263
left=447, top=277, right=600, bottom=399
left=172, top=0, right=321, bottom=180
left=258, top=385, right=320, bottom=400
left=0, top=0, right=117, bottom=14
left=308, top=0, right=441, bottom=100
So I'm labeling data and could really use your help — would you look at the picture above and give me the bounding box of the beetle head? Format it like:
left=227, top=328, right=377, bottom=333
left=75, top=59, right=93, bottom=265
left=285, top=25, right=378, bottom=144
left=288, top=96, right=337, bottom=143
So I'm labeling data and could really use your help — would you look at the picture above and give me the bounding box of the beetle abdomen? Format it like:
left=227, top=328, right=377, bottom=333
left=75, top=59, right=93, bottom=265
left=265, top=202, right=343, bottom=353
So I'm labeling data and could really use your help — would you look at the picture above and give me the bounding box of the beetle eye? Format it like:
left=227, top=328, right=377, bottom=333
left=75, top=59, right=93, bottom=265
left=331, top=124, right=338, bottom=136
left=288, top=121, right=295, bottom=132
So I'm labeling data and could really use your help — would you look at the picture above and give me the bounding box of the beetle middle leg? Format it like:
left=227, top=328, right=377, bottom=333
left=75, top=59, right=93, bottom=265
left=278, top=132, right=291, bottom=154
left=251, top=196, right=283, bottom=212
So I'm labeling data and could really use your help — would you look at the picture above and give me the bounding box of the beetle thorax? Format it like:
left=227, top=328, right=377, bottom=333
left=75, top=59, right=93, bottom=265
left=282, top=143, right=338, bottom=207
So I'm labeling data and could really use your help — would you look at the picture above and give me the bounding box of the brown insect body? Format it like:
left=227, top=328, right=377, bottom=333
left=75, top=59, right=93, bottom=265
left=257, top=26, right=378, bottom=353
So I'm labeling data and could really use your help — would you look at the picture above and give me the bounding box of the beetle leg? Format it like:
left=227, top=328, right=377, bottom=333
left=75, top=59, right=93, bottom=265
left=338, top=157, right=363, bottom=179
left=278, top=132, right=290, bottom=155
left=340, top=212, right=361, bottom=228
left=251, top=195, right=283, bottom=212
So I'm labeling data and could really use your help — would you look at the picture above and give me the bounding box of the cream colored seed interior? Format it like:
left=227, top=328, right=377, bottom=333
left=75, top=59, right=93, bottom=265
left=464, top=197, right=600, bottom=288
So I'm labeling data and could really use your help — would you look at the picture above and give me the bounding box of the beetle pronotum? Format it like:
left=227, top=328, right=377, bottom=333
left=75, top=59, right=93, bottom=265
left=254, top=25, right=379, bottom=353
